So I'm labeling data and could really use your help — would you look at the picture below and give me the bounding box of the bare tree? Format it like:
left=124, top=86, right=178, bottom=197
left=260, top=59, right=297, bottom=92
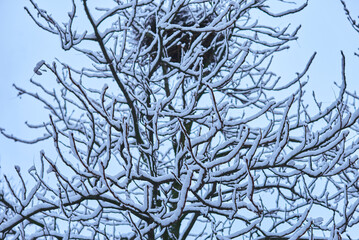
left=1, top=0, right=359, bottom=239
left=341, top=0, right=359, bottom=57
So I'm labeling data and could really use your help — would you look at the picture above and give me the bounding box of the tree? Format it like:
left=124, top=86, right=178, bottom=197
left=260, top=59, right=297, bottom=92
left=341, top=0, right=359, bottom=57
left=1, top=0, right=359, bottom=239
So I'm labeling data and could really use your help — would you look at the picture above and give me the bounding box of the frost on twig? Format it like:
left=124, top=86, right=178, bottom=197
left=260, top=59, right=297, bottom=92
left=1, top=0, right=359, bottom=239
left=33, top=60, right=45, bottom=75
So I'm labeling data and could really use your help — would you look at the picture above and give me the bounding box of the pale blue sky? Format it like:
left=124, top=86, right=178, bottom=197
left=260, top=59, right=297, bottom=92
left=0, top=0, right=359, bottom=176
left=1, top=0, right=359, bottom=238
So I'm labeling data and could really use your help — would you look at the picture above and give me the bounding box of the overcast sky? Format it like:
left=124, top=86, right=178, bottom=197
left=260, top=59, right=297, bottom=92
left=1, top=0, right=359, bottom=177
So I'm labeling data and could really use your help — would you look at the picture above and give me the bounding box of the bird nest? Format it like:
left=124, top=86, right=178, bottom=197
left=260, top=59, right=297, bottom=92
left=136, top=7, right=225, bottom=69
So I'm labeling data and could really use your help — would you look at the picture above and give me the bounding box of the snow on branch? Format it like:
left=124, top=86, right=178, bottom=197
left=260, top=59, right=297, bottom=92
left=2, top=0, right=359, bottom=239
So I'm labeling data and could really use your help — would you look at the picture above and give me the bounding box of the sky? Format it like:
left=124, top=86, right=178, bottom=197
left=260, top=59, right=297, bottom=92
left=1, top=0, right=359, bottom=178
left=0, top=0, right=359, bottom=193
left=0, top=0, right=83, bottom=177
left=0, top=1, right=358, bottom=171
left=0, top=0, right=359, bottom=238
